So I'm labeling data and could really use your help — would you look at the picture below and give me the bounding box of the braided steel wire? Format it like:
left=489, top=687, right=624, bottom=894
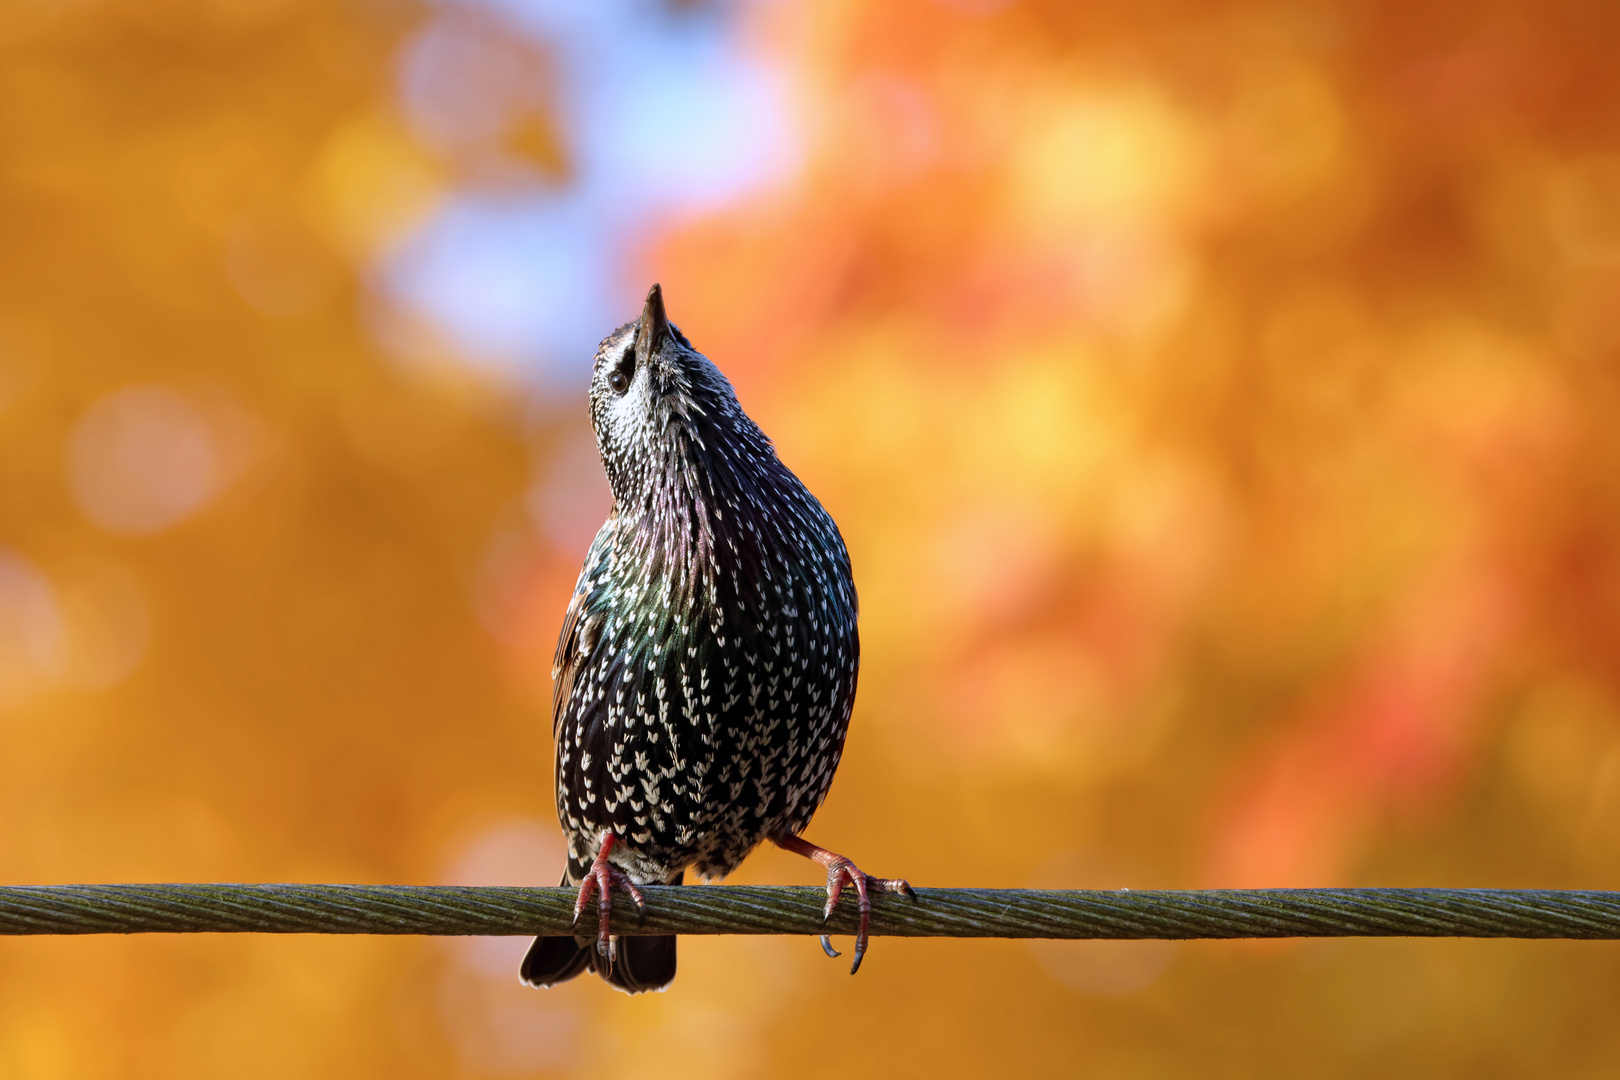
left=2, top=885, right=1619, bottom=939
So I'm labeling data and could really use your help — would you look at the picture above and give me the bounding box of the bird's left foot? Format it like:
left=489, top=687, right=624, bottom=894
left=772, top=834, right=914, bottom=975
left=572, top=833, right=647, bottom=960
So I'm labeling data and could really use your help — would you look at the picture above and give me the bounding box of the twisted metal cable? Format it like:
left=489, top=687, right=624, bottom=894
left=2, top=885, right=1619, bottom=939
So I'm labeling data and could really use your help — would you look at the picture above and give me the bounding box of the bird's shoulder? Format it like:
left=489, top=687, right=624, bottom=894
left=552, top=511, right=618, bottom=737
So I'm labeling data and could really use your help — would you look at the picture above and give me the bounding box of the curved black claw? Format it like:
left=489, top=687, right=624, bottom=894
left=822, top=860, right=912, bottom=975
left=570, top=835, right=647, bottom=960
left=772, top=834, right=911, bottom=975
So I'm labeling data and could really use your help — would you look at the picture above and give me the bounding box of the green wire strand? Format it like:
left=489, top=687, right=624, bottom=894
left=1, top=885, right=1618, bottom=939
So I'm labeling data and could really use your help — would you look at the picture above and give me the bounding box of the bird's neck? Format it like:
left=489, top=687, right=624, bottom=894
left=612, top=416, right=794, bottom=620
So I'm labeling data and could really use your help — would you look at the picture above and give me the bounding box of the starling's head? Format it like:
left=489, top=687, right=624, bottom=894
left=588, top=284, right=758, bottom=509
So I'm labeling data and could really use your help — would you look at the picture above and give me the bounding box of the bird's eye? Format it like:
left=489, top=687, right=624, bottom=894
left=608, top=347, right=634, bottom=395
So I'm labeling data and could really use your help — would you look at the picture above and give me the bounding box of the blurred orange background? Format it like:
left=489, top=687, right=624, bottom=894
left=3, top=0, right=1620, bottom=1075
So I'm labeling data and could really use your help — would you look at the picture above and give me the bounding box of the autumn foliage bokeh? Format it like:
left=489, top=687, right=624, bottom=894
left=3, top=0, right=1620, bottom=1076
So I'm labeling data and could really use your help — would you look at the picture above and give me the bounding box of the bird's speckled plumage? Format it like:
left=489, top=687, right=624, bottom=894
left=522, top=285, right=861, bottom=993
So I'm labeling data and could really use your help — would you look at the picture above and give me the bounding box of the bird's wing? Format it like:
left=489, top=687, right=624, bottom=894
left=552, top=512, right=615, bottom=738
left=551, top=596, right=601, bottom=740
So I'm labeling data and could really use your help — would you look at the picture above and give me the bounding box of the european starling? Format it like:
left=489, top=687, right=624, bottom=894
left=520, top=284, right=910, bottom=995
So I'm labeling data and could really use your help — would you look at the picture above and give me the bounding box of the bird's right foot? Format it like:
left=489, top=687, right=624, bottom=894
left=772, top=833, right=914, bottom=975
left=572, top=833, right=647, bottom=960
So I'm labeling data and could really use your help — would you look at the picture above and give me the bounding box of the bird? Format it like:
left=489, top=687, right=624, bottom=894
left=520, top=284, right=910, bottom=994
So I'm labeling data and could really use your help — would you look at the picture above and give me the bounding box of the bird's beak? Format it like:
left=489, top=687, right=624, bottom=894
left=637, top=283, right=669, bottom=361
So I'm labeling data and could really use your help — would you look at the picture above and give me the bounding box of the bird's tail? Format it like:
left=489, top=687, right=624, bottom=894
left=520, top=861, right=680, bottom=995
